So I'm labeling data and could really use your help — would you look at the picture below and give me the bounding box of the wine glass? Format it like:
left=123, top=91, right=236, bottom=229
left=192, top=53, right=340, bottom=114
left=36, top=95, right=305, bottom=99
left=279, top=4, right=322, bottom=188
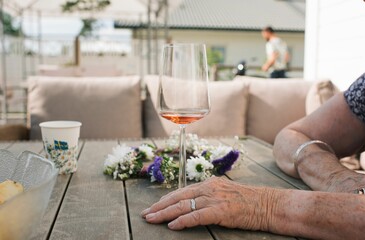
left=158, top=43, right=211, bottom=188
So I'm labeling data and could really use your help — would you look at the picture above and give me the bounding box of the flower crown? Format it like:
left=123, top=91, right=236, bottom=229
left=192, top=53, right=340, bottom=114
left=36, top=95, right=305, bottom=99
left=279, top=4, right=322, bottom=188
left=103, top=132, right=245, bottom=187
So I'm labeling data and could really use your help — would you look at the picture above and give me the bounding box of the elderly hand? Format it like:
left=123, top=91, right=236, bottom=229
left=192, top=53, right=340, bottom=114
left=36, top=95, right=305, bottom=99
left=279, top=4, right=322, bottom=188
left=141, top=177, right=278, bottom=231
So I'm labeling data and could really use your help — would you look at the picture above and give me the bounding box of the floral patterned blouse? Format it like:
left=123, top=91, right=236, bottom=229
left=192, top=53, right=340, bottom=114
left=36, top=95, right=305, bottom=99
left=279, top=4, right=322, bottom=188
left=344, top=73, right=365, bottom=123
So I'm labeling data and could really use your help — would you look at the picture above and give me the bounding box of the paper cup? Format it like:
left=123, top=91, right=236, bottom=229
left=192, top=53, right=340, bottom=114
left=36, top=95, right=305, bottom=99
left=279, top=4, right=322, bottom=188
left=40, top=121, right=82, bottom=174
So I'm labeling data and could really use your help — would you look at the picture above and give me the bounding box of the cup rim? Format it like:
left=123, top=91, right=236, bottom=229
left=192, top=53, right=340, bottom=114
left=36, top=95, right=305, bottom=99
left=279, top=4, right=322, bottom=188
left=39, top=121, right=82, bottom=129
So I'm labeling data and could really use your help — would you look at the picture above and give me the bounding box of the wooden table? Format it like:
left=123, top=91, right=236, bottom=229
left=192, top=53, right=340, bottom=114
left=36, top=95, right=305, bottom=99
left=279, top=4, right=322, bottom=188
left=2, top=136, right=310, bottom=240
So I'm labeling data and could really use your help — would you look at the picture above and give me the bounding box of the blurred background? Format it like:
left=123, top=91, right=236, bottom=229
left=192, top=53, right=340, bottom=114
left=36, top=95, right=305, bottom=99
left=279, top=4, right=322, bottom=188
left=0, top=0, right=364, bottom=123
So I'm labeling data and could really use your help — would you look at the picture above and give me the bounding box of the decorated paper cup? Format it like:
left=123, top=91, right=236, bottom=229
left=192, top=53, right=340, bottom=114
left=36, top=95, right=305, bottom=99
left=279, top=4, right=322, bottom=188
left=40, top=121, right=82, bottom=174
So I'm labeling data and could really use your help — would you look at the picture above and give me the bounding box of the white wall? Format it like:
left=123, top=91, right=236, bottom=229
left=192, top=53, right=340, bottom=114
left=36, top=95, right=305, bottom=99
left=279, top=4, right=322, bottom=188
left=169, top=30, right=305, bottom=69
left=304, top=0, right=365, bottom=90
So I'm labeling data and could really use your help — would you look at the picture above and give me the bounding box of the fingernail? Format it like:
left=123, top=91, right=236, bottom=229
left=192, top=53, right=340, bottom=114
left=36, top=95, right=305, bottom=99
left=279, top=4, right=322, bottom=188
left=168, top=221, right=176, bottom=229
left=146, top=213, right=156, bottom=221
left=141, top=208, right=150, bottom=217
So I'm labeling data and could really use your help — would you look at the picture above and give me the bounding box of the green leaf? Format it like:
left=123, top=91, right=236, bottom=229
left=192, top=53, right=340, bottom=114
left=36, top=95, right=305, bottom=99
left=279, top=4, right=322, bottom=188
left=61, top=0, right=111, bottom=13
left=0, top=10, right=21, bottom=36
left=103, top=166, right=114, bottom=176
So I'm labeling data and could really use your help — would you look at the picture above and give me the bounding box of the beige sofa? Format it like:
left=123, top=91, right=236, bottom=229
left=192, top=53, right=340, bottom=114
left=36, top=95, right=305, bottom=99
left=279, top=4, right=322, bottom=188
left=26, top=75, right=337, bottom=144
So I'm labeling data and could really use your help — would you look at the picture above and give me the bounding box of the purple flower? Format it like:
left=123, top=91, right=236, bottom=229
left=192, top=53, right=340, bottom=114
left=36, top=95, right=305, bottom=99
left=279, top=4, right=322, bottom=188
left=147, top=161, right=154, bottom=174
left=212, top=150, right=239, bottom=175
left=147, top=156, right=165, bottom=183
left=201, top=150, right=207, bottom=157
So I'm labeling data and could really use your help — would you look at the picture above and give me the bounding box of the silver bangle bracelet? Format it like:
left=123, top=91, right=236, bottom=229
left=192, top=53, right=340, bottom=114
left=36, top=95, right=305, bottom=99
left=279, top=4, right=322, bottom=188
left=355, top=188, right=365, bottom=195
left=293, top=140, right=336, bottom=170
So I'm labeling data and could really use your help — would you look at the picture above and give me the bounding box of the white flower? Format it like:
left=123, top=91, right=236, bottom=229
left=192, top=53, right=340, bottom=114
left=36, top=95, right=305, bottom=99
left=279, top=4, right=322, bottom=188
left=209, top=145, right=233, bottom=162
left=186, top=156, right=213, bottom=182
left=165, top=130, right=180, bottom=149
left=113, top=170, right=118, bottom=180
left=150, top=175, right=156, bottom=182
left=104, top=144, right=134, bottom=169
left=165, top=131, right=211, bottom=155
left=138, top=144, right=155, bottom=160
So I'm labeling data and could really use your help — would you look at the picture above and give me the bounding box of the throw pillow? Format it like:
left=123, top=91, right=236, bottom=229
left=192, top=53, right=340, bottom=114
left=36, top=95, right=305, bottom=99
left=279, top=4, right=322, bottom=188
left=234, top=76, right=312, bottom=144
left=28, top=76, right=142, bottom=139
left=306, top=80, right=340, bottom=115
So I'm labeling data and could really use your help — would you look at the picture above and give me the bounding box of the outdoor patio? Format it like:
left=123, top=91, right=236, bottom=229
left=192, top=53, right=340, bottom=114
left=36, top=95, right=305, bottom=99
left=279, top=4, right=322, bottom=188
left=1, top=0, right=365, bottom=240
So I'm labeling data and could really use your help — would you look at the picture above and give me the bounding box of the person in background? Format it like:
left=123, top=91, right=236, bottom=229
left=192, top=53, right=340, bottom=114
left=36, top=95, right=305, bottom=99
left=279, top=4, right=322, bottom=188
left=261, top=26, right=289, bottom=78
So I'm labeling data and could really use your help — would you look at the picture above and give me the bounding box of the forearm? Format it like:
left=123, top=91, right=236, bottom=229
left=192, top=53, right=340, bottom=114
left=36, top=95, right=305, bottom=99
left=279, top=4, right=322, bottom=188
left=263, top=57, right=275, bottom=70
left=273, top=128, right=365, bottom=192
left=269, top=189, right=365, bottom=240
left=273, top=128, right=306, bottom=178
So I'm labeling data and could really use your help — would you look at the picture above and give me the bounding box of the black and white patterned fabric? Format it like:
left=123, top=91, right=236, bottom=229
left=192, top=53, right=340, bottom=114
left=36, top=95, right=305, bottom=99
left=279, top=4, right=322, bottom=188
left=344, top=73, right=365, bottom=123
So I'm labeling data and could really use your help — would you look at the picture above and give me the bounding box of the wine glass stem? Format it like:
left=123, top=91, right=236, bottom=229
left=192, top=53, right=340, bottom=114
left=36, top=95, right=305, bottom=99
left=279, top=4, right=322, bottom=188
left=178, top=124, right=187, bottom=188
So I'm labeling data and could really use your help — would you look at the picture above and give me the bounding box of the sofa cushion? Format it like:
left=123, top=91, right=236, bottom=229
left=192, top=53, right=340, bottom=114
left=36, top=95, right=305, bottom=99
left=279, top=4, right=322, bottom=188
left=28, top=76, right=142, bottom=139
left=38, top=65, right=120, bottom=77
left=305, top=80, right=339, bottom=115
left=234, top=76, right=312, bottom=144
left=144, top=75, right=249, bottom=137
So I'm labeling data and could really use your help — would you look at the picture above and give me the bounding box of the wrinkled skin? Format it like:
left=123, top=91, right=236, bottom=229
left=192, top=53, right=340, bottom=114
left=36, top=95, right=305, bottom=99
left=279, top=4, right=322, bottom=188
left=141, top=176, right=365, bottom=240
left=274, top=94, right=365, bottom=192
left=141, top=177, right=276, bottom=231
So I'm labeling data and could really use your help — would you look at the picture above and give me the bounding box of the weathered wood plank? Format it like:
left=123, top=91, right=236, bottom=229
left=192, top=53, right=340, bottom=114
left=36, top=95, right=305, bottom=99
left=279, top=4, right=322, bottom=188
left=125, top=178, right=214, bottom=240
left=30, top=141, right=85, bottom=240
left=30, top=174, right=72, bottom=240
left=210, top=226, right=295, bottom=240
left=49, top=141, right=130, bottom=240
left=220, top=137, right=310, bottom=190
left=226, top=154, right=299, bottom=189
left=6, top=141, right=43, bottom=156
left=0, top=141, right=13, bottom=149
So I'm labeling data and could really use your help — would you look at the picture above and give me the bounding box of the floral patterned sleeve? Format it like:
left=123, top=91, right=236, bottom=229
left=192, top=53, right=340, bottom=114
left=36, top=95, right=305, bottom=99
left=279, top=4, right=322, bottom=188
left=344, top=73, right=365, bottom=123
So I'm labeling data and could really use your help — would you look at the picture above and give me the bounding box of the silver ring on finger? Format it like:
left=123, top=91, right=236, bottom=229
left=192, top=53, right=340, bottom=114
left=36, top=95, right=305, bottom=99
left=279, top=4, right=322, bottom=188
left=190, top=198, right=197, bottom=211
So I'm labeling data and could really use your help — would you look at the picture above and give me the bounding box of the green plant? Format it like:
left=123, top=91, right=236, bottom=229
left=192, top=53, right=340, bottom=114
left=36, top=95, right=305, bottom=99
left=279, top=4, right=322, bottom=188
left=79, top=18, right=95, bottom=37
left=0, top=10, right=21, bottom=36
left=61, top=0, right=110, bottom=37
left=207, top=48, right=223, bottom=67
left=61, top=0, right=111, bottom=12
